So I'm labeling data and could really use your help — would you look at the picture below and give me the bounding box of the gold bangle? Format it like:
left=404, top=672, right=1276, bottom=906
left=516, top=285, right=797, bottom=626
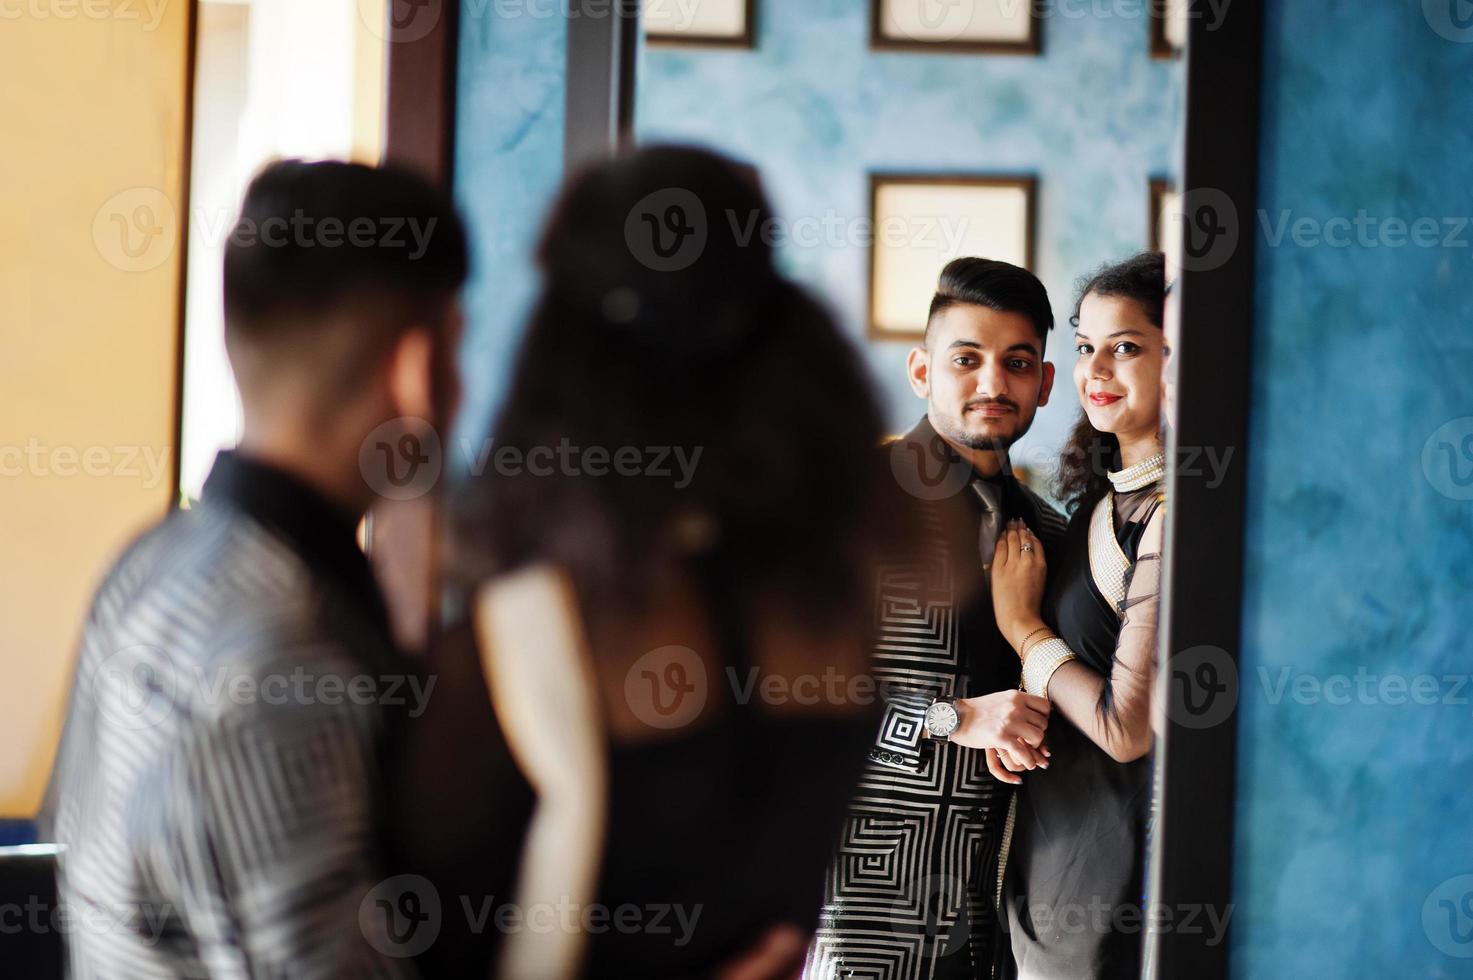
left=1018, top=626, right=1050, bottom=657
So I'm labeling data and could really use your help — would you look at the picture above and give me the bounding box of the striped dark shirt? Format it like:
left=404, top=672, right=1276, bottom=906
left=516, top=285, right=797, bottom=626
left=42, top=452, right=416, bottom=979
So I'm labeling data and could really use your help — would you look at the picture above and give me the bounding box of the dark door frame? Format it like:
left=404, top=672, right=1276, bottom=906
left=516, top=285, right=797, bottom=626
left=1144, top=4, right=1264, bottom=978
left=564, top=0, right=639, bottom=168
left=175, top=0, right=464, bottom=649
left=372, top=0, right=463, bottom=651
left=383, top=1, right=461, bottom=184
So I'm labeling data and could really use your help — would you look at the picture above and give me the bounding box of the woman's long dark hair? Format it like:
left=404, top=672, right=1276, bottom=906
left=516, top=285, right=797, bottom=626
left=451, top=145, right=892, bottom=632
left=1055, top=251, right=1167, bottom=513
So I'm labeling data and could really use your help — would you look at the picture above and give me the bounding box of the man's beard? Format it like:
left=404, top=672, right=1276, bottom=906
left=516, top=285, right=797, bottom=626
left=956, top=432, right=1016, bottom=452
left=934, top=401, right=1034, bottom=453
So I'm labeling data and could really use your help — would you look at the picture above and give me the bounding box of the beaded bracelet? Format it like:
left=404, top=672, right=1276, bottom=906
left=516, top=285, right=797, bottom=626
left=1021, top=638, right=1077, bottom=698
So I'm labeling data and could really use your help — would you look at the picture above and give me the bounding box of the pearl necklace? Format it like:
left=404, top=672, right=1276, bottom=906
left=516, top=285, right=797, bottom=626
left=1108, top=452, right=1166, bottom=493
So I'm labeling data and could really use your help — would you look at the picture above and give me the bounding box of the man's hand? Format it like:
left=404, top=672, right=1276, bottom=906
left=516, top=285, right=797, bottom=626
left=952, top=689, right=1051, bottom=777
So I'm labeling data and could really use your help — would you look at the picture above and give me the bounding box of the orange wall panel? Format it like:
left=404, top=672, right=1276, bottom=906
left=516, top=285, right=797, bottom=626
left=0, top=4, right=192, bottom=816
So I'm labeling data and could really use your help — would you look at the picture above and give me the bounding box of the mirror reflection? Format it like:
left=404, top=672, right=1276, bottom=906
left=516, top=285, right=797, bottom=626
left=630, top=3, right=1186, bottom=977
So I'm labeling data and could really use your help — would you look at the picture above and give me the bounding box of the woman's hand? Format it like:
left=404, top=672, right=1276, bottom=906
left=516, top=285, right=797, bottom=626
left=992, top=519, right=1048, bottom=656
left=985, top=744, right=1042, bottom=785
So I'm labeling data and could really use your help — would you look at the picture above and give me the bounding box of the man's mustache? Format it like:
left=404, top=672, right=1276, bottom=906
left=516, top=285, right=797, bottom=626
left=964, top=398, right=1019, bottom=412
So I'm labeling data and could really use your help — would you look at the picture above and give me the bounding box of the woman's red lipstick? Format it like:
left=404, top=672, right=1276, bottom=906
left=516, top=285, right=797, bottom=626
left=1088, top=392, right=1123, bottom=406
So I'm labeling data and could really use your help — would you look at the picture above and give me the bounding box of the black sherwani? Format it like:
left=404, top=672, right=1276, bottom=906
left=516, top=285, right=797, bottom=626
left=808, top=417, right=1067, bottom=980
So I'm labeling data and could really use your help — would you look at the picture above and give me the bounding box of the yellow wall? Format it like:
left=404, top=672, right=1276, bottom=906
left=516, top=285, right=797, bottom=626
left=353, top=0, right=387, bottom=165
left=0, top=4, right=191, bottom=816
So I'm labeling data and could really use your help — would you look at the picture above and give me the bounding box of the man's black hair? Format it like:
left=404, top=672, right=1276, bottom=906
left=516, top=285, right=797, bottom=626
left=224, top=159, right=469, bottom=333
left=926, top=257, right=1054, bottom=349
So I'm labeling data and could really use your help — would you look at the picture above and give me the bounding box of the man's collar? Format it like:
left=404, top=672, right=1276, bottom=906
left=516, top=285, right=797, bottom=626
left=201, top=451, right=387, bottom=625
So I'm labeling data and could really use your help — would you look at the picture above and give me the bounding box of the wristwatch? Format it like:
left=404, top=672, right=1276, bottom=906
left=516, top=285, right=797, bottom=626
left=924, top=698, right=962, bottom=740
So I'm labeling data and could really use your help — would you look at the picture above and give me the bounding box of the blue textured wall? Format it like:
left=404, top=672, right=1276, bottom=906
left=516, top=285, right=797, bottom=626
left=637, top=1, right=1183, bottom=463
left=453, top=5, right=567, bottom=447
left=1234, top=2, right=1473, bottom=976
left=452, top=4, right=1182, bottom=464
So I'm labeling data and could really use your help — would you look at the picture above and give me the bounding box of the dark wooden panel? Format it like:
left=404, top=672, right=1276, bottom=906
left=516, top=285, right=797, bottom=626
left=383, top=0, right=460, bottom=184
left=371, top=0, right=461, bottom=652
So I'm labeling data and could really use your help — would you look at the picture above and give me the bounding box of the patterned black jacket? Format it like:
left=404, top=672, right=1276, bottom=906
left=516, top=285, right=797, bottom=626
left=808, top=417, right=1067, bottom=980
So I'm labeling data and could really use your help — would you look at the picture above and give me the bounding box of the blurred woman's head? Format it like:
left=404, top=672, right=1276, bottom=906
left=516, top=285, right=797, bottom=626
left=1057, top=251, right=1167, bottom=510
left=453, top=145, right=891, bottom=628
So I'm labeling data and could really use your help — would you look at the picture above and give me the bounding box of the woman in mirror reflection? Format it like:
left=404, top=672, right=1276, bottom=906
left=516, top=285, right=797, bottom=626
left=385, top=145, right=901, bottom=979
left=989, top=251, right=1169, bottom=979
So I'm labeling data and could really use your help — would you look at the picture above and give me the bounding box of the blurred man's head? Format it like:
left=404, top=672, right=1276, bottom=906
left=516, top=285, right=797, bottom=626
left=907, top=258, right=1055, bottom=468
left=223, top=160, right=468, bottom=509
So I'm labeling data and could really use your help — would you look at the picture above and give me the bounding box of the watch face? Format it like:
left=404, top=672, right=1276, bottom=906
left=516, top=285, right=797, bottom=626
left=925, top=701, right=959, bottom=737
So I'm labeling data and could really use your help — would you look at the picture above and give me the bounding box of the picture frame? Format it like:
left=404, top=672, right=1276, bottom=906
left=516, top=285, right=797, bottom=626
left=871, top=0, right=1040, bottom=55
left=867, top=173, right=1036, bottom=340
left=1150, top=176, right=1182, bottom=279
left=643, top=0, right=755, bottom=49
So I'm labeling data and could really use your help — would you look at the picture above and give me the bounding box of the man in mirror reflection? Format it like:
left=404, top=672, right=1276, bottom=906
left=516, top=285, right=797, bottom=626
left=806, top=259, right=1068, bottom=980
